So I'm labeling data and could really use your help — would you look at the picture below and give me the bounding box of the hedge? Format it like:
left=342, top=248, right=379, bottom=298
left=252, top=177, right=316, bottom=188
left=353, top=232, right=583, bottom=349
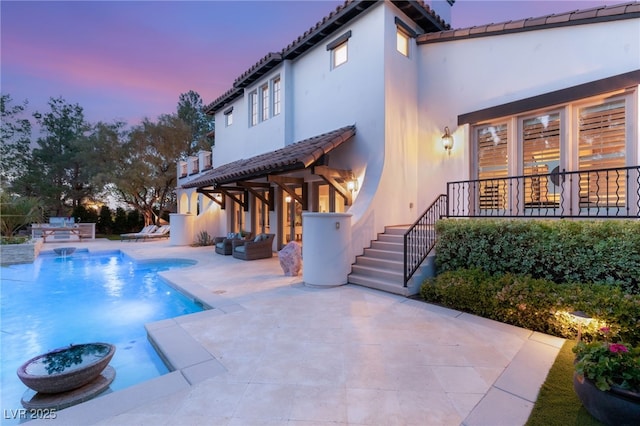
left=435, top=219, right=640, bottom=293
left=420, top=269, right=640, bottom=345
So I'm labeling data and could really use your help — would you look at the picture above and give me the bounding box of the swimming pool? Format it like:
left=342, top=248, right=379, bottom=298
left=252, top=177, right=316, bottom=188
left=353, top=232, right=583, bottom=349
left=0, top=250, right=203, bottom=417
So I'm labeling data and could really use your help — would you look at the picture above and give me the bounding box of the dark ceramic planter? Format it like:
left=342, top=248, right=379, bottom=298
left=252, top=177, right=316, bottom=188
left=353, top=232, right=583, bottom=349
left=573, top=373, right=640, bottom=426
left=17, top=343, right=115, bottom=394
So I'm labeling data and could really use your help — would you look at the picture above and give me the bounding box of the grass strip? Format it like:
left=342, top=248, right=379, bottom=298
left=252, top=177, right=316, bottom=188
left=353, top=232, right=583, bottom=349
left=526, top=340, right=603, bottom=426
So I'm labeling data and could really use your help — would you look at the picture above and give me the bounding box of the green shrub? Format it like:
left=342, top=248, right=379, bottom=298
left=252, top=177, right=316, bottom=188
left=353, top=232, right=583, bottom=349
left=420, top=269, right=640, bottom=345
left=435, top=219, right=640, bottom=293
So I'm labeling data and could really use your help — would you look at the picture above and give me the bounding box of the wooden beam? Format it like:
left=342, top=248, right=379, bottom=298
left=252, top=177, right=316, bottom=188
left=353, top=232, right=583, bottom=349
left=268, top=175, right=304, bottom=205
left=312, top=165, right=352, bottom=205
left=197, top=188, right=225, bottom=209
left=237, top=181, right=272, bottom=209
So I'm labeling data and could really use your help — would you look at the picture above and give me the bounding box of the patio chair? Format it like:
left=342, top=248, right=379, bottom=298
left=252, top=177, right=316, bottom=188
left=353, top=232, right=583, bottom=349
left=214, top=232, right=253, bottom=255
left=120, top=225, right=157, bottom=241
left=232, top=233, right=275, bottom=260
left=141, top=225, right=171, bottom=241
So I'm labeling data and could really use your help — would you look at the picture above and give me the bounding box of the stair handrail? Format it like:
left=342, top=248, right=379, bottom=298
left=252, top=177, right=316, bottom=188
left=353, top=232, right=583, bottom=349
left=403, top=194, right=448, bottom=287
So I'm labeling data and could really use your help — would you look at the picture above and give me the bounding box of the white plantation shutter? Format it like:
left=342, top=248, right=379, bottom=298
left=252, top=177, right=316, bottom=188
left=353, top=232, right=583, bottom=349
left=477, top=124, right=508, bottom=209
left=522, top=113, right=561, bottom=205
left=578, top=99, right=626, bottom=207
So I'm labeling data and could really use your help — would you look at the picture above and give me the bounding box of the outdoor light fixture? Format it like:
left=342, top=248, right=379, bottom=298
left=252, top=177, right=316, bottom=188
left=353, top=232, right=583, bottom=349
left=285, top=195, right=292, bottom=203
left=347, top=176, right=359, bottom=193
left=442, top=126, right=454, bottom=154
left=570, top=310, right=593, bottom=341
left=214, top=193, right=222, bottom=202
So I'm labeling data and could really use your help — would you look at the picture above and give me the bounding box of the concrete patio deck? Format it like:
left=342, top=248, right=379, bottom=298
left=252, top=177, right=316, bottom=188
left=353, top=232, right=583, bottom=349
left=31, top=239, right=564, bottom=426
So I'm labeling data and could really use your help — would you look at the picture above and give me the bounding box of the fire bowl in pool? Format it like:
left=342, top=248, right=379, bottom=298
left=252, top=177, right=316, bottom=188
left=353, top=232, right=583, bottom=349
left=17, top=343, right=115, bottom=394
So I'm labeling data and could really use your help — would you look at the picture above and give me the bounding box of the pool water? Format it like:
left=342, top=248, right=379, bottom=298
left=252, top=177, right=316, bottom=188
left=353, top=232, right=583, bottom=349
left=0, top=250, right=203, bottom=415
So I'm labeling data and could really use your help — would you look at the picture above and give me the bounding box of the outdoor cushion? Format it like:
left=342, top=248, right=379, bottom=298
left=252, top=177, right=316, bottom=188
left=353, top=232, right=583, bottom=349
left=216, top=242, right=224, bottom=249
left=234, top=246, right=246, bottom=253
left=254, top=234, right=262, bottom=242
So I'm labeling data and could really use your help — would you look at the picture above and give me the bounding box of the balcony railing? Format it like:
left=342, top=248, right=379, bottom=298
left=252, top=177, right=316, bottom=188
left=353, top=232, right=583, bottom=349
left=447, top=166, right=640, bottom=218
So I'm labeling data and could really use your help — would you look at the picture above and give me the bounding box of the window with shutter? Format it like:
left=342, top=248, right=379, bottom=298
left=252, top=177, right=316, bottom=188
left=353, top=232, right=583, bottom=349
left=578, top=99, right=626, bottom=208
left=522, top=112, right=561, bottom=207
left=477, top=124, right=508, bottom=210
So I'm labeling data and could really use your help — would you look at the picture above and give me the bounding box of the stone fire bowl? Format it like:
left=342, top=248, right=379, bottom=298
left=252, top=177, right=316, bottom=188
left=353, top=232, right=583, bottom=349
left=17, top=343, right=115, bottom=394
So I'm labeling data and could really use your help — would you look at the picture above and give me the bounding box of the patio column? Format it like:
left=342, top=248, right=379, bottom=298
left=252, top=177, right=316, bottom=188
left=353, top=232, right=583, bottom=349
left=302, top=212, right=352, bottom=287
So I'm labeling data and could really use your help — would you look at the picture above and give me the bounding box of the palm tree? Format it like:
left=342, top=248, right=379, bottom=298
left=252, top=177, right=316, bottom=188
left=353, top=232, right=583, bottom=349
left=0, top=193, right=44, bottom=237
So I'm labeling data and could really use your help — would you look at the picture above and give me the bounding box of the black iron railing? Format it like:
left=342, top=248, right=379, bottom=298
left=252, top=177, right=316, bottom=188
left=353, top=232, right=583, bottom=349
left=403, top=194, right=447, bottom=287
left=447, top=166, right=640, bottom=218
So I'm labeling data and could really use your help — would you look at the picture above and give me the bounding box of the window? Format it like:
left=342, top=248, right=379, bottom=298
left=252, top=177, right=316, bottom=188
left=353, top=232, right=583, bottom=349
left=249, top=91, right=257, bottom=126
left=522, top=113, right=561, bottom=206
left=272, top=77, right=281, bottom=116
left=395, top=18, right=415, bottom=57
left=260, top=84, right=269, bottom=121
left=476, top=124, right=508, bottom=209
left=471, top=89, right=634, bottom=213
left=578, top=99, right=626, bottom=207
left=396, top=29, right=409, bottom=57
left=224, top=107, right=233, bottom=127
left=333, top=42, right=348, bottom=68
left=327, top=30, right=351, bottom=69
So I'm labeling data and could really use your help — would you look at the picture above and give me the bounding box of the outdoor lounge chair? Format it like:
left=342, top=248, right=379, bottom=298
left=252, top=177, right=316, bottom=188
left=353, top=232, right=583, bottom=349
left=232, top=233, right=274, bottom=260
left=140, top=225, right=170, bottom=241
left=214, top=232, right=253, bottom=255
left=120, top=225, right=157, bottom=241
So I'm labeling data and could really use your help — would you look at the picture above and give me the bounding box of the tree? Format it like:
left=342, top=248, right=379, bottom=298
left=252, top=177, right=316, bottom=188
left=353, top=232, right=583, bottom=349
left=0, top=94, right=33, bottom=192
left=12, top=97, right=91, bottom=216
left=110, top=114, right=190, bottom=225
left=177, top=90, right=214, bottom=155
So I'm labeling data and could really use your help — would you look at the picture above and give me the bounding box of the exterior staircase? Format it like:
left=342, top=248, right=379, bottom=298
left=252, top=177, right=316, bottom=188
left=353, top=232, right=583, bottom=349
left=347, top=225, right=435, bottom=297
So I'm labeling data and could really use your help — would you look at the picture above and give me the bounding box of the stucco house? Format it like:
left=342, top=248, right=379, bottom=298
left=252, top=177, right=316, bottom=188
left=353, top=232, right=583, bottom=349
left=174, top=0, right=640, bottom=295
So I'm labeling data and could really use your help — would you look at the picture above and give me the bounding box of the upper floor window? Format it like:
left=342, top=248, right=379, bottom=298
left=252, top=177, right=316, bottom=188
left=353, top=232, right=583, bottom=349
left=260, top=84, right=269, bottom=121
left=327, top=30, right=351, bottom=69
left=224, top=107, right=233, bottom=127
left=333, top=42, right=348, bottom=68
left=396, top=29, right=409, bottom=57
left=273, top=77, right=281, bottom=116
left=249, top=90, right=258, bottom=126
left=395, top=18, right=415, bottom=58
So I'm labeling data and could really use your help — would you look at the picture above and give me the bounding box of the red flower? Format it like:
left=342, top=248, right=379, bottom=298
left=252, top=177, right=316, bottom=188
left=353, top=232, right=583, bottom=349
left=599, top=327, right=611, bottom=334
left=608, top=343, right=629, bottom=353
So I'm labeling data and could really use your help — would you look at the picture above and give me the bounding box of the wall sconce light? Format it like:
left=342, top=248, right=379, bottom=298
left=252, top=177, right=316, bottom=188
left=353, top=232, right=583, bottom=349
left=214, top=193, right=222, bottom=202
left=347, top=176, right=359, bottom=193
left=442, top=126, right=454, bottom=154
left=285, top=195, right=292, bottom=203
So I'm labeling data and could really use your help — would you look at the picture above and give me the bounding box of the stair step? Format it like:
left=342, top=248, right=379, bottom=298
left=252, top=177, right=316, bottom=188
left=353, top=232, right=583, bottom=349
left=348, top=273, right=409, bottom=297
left=350, top=264, right=402, bottom=282
left=362, top=248, right=404, bottom=262
left=355, top=256, right=403, bottom=270
left=371, top=240, right=403, bottom=252
left=383, top=226, right=410, bottom=236
left=377, top=233, right=404, bottom=243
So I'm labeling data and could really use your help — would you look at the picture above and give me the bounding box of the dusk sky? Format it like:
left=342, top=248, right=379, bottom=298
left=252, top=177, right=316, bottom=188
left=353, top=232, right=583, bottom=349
left=1, top=0, right=631, bottom=128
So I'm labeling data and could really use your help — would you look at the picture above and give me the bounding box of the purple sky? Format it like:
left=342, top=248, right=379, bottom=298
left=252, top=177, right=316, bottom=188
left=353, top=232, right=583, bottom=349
left=1, top=0, right=630, bottom=127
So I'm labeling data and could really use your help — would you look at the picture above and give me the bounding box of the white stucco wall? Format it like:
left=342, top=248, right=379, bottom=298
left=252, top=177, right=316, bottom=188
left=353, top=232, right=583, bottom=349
left=416, top=18, right=640, bottom=210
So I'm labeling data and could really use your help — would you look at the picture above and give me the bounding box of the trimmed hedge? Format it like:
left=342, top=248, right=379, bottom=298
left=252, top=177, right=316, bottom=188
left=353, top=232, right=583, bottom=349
left=435, top=219, right=640, bottom=293
left=420, top=269, right=640, bottom=345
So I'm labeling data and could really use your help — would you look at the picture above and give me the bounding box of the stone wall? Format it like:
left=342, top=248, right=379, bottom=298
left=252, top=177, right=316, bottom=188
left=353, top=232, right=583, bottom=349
left=0, top=239, right=44, bottom=265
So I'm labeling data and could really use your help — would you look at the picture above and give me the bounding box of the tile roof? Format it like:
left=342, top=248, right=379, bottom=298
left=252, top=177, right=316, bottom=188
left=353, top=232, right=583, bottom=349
left=205, top=1, right=449, bottom=114
left=182, top=125, right=356, bottom=188
left=418, top=1, right=639, bottom=44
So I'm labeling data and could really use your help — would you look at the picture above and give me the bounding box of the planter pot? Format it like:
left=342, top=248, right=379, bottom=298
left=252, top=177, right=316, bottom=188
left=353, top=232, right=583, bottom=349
left=573, top=373, right=640, bottom=426
left=17, top=343, right=115, bottom=394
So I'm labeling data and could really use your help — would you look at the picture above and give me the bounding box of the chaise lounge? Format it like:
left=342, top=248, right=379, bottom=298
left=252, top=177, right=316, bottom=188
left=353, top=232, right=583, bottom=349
left=232, top=233, right=275, bottom=260
left=214, top=232, right=253, bottom=255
